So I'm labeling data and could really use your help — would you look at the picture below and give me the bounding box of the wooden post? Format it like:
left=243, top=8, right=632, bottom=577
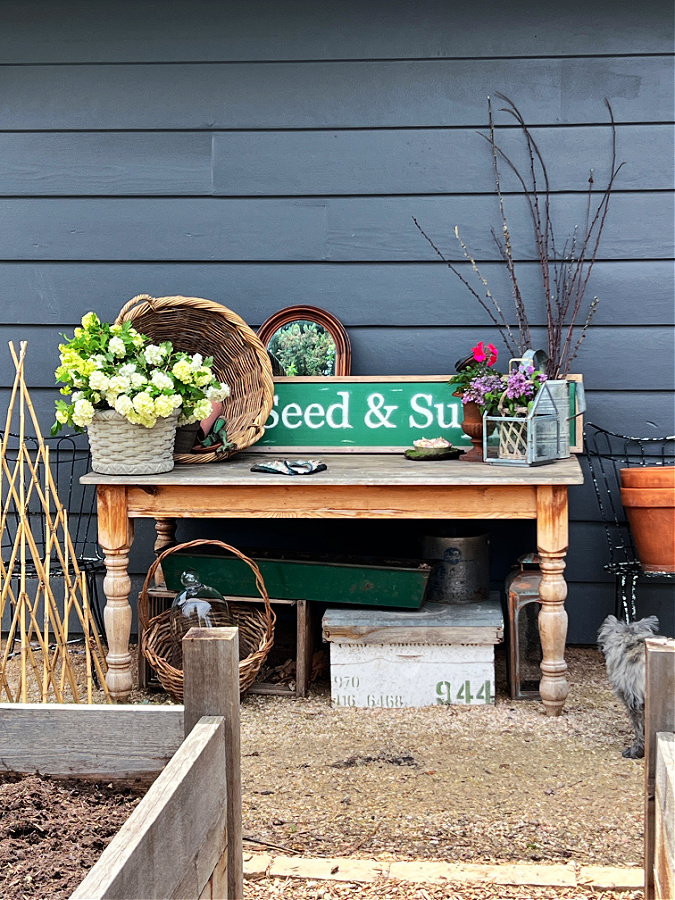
left=183, top=627, right=242, bottom=900
left=644, top=637, right=675, bottom=899
left=296, top=599, right=313, bottom=699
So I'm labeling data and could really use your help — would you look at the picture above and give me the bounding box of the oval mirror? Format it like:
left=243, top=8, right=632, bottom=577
left=257, top=305, right=351, bottom=376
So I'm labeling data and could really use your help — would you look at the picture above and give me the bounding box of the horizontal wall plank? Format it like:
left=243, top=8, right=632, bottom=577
left=212, top=125, right=672, bottom=196
left=567, top=521, right=661, bottom=583
left=0, top=133, right=213, bottom=196
left=1, top=0, right=671, bottom=62
left=1, top=261, right=673, bottom=327
left=0, top=704, right=184, bottom=778
left=0, top=194, right=670, bottom=261
left=565, top=582, right=674, bottom=643
left=0, top=58, right=671, bottom=129
left=2, top=325, right=673, bottom=392
left=343, top=327, right=675, bottom=390
left=1, top=125, right=669, bottom=196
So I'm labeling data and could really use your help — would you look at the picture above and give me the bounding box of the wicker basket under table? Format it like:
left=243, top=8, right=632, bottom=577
left=139, top=541, right=276, bottom=701
left=116, top=294, right=274, bottom=464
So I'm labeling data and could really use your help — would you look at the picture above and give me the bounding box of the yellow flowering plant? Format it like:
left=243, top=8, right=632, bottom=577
left=52, top=311, right=230, bottom=434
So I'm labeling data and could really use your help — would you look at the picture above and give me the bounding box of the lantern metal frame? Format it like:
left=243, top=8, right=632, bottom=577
left=483, top=380, right=567, bottom=466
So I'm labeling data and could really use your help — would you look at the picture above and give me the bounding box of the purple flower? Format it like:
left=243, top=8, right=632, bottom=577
left=463, top=373, right=504, bottom=409
left=505, top=370, right=534, bottom=400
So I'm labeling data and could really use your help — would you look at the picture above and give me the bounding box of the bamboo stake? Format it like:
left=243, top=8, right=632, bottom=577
left=18, top=351, right=27, bottom=704
left=83, top=572, right=92, bottom=704
left=0, top=341, right=109, bottom=703
left=42, top=444, right=51, bottom=702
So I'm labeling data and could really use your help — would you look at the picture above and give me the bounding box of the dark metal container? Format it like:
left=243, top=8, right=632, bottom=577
left=422, top=531, right=490, bottom=604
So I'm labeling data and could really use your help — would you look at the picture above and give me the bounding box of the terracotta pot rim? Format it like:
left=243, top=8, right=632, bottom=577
left=620, top=465, right=675, bottom=487
left=620, top=486, right=675, bottom=507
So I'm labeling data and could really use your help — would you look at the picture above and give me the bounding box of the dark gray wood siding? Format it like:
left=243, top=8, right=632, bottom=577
left=1, top=0, right=673, bottom=640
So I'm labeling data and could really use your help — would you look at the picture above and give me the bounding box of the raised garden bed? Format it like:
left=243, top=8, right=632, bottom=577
left=0, top=628, right=242, bottom=900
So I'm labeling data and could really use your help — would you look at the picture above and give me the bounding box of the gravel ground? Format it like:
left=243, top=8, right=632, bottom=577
left=243, top=878, right=642, bottom=899
left=239, top=647, right=644, bottom=869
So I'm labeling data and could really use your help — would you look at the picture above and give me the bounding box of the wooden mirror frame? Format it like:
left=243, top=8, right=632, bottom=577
left=257, top=305, right=352, bottom=376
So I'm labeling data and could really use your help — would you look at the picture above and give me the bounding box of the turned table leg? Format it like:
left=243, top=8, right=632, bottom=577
left=536, top=485, right=570, bottom=716
left=154, top=517, right=177, bottom=587
left=97, top=486, right=134, bottom=701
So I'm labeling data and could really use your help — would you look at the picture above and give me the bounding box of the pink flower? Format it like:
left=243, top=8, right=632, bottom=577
left=472, top=341, right=486, bottom=362
left=487, top=343, right=498, bottom=367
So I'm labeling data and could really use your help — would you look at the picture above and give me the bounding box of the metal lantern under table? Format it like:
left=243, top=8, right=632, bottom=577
left=483, top=380, right=578, bottom=466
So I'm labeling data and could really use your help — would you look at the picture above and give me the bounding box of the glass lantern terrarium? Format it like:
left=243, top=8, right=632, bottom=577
left=483, top=380, right=568, bottom=466
left=169, top=569, right=234, bottom=664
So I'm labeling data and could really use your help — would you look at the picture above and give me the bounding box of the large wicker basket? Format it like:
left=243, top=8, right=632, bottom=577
left=139, top=540, right=276, bottom=701
left=116, top=294, right=274, bottom=464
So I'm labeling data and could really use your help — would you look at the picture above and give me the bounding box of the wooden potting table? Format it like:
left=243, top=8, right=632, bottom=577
left=82, top=452, right=583, bottom=714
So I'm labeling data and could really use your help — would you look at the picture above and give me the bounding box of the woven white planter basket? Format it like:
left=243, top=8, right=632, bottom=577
left=87, top=409, right=179, bottom=475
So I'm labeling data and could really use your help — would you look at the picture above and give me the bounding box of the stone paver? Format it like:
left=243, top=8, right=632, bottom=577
left=578, top=865, right=644, bottom=890
left=243, top=853, right=644, bottom=892
left=388, top=861, right=576, bottom=887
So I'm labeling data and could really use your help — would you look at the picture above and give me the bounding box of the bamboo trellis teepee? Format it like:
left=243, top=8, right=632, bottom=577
left=0, top=342, right=110, bottom=702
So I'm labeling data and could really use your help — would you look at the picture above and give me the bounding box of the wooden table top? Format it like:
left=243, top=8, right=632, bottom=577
left=82, top=451, right=583, bottom=488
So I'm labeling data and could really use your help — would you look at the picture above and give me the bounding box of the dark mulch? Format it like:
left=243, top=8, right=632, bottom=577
left=0, top=773, right=145, bottom=900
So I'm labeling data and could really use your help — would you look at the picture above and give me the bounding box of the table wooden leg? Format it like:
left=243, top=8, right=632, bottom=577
left=536, top=485, right=570, bottom=716
left=97, top=486, right=134, bottom=701
left=153, top=517, right=177, bottom=587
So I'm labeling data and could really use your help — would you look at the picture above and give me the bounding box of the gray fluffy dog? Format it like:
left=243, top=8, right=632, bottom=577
left=597, top=614, right=660, bottom=758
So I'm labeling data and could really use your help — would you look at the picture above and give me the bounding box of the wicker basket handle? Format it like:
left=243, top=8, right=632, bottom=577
left=138, top=540, right=275, bottom=637
left=115, top=294, right=157, bottom=325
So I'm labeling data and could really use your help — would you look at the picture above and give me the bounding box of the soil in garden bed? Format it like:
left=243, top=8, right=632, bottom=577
left=0, top=774, right=146, bottom=900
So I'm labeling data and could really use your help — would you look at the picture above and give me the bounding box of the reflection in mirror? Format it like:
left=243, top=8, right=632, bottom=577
left=257, top=305, right=351, bottom=376
left=268, top=320, right=336, bottom=376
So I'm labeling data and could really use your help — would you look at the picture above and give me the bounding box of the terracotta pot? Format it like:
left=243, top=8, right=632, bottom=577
left=619, top=466, right=675, bottom=573
left=455, top=397, right=495, bottom=462
left=457, top=399, right=484, bottom=462
left=620, top=466, right=675, bottom=488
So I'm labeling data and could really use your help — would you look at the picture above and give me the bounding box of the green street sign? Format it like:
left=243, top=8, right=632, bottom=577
left=255, top=376, right=469, bottom=451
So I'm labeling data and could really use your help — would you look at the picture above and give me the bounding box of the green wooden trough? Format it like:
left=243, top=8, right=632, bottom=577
left=162, top=550, right=431, bottom=610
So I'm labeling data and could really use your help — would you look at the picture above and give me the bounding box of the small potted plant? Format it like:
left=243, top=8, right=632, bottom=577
left=53, top=312, right=231, bottom=475
left=449, top=340, right=503, bottom=461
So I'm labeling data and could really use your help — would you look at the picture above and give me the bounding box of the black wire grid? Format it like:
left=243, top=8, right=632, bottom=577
left=584, top=423, right=675, bottom=623
left=1, top=432, right=106, bottom=643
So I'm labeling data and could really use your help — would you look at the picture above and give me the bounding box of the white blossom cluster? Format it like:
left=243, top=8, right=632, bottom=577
left=53, top=311, right=231, bottom=433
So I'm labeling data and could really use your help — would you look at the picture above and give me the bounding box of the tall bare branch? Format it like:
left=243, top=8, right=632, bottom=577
left=416, top=95, right=623, bottom=378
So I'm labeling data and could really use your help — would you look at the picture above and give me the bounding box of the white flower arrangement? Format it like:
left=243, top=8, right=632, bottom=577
left=53, top=311, right=230, bottom=434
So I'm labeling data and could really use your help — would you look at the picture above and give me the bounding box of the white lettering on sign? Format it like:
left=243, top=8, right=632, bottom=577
left=264, top=391, right=353, bottom=431
left=409, top=393, right=460, bottom=430
left=266, top=394, right=280, bottom=429
left=409, top=393, right=434, bottom=429
left=364, top=393, right=397, bottom=428
left=281, top=402, right=303, bottom=429
left=326, top=392, right=352, bottom=429
left=304, top=402, right=325, bottom=429
left=435, top=402, right=461, bottom=429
